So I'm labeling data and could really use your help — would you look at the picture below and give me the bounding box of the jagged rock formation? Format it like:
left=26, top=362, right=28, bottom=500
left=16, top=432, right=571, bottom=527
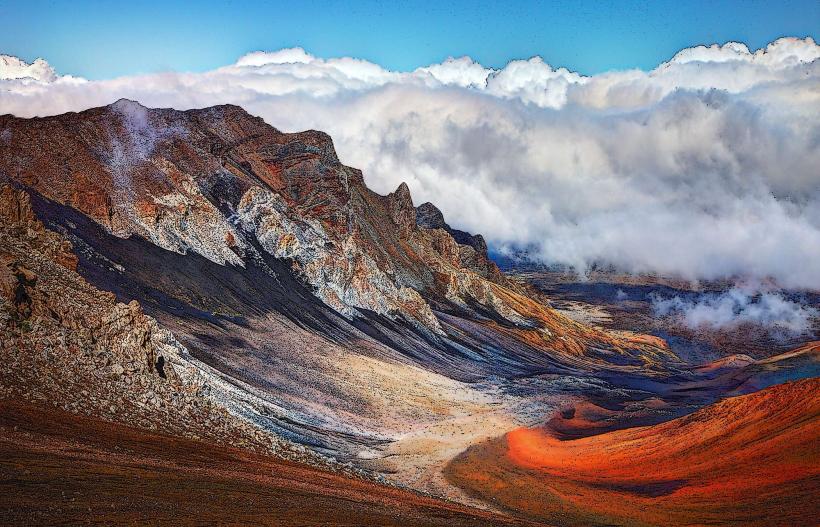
left=1, top=100, right=484, bottom=333
left=0, top=183, right=317, bottom=461
left=416, top=201, right=488, bottom=258
left=0, top=100, right=673, bottom=365
left=415, top=201, right=505, bottom=285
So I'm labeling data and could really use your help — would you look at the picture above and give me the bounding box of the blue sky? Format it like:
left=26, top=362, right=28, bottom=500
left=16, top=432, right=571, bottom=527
left=1, top=0, right=818, bottom=79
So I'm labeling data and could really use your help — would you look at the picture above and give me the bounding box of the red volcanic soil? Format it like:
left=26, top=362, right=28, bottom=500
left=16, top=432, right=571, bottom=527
left=0, top=401, right=531, bottom=527
left=445, top=378, right=820, bottom=527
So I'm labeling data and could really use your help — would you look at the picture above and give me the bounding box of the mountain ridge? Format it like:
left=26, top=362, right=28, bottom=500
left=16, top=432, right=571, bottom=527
left=0, top=99, right=672, bottom=366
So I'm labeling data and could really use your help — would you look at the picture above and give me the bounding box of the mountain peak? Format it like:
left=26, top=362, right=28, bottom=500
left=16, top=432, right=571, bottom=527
left=416, top=202, right=446, bottom=230
left=394, top=181, right=412, bottom=198
left=416, top=201, right=488, bottom=257
left=387, top=182, right=416, bottom=235
left=110, top=97, right=144, bottom=109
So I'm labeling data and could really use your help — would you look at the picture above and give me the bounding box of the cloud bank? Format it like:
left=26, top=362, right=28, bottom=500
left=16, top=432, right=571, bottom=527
left=1, top=38, right=819, bottom=290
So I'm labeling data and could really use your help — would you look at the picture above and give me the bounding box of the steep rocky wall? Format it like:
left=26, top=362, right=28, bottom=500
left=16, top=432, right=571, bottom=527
left=0, top=101, right=542, bottom=336
left=0, top=100, right=676, bottom=372
left=0, top=184, right=325, bottom=463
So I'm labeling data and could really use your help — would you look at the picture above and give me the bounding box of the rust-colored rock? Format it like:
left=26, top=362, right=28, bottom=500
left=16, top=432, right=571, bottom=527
left=0, top=101, right=672, bottom=363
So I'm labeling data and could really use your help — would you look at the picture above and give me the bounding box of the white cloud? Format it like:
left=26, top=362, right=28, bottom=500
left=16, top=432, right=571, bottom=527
left=485, top=57, right=586, bottom=107
left=667, top=37, right=820, bottom=67
left=1, top=37, right=819, bottom=290
left=0, top=54, right=87, bottom=85
left=416, top=56, right=492, bottom=88
left=651, top=286, right=819, bottom=336
left=235, top=47, right=314, bottom=66
left=0, top=54, right=57, bottom=82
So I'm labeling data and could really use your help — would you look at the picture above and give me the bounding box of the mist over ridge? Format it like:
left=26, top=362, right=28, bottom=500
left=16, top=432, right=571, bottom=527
left=2, top=37, right=819, bottom=290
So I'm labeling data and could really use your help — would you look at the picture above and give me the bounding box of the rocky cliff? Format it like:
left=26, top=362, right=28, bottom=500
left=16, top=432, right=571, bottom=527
left=0, top=184, right=286, bottom=451
left=0, top=101, right=501, bottom=333
left=0, top=100, right=672, bottom=365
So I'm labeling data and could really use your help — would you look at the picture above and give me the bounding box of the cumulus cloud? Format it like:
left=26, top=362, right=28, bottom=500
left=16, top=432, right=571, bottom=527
left=0, top=54, right=86, bottom=84
left=1, top=38, right=819, bottom=290
left=0, top=54, right=57, bottom=82
left=667, top=38, right=820, bottom=67
left=651, top=286, right=819, bottom=336
left=416, top=56, right=492, bottom=88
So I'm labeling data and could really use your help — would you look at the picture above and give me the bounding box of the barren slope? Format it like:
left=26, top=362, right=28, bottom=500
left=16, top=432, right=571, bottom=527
left=0, top=400, right=533, bottom=527
left=446, top=377, right=820, bottom=526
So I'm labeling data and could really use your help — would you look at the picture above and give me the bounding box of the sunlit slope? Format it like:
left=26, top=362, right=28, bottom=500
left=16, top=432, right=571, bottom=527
left=446, top=377, right=820, bottom=526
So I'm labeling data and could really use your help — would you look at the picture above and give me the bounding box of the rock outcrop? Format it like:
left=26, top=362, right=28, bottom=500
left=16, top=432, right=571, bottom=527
left=0, top=101, right=506, bottom=334
left=416, top=202, right=488, bottom=257
left=0, top=183, right=314, bottom=460
left=415, top=201, right=502, bottom=284
left=0, top=100, right=670, bottom=360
